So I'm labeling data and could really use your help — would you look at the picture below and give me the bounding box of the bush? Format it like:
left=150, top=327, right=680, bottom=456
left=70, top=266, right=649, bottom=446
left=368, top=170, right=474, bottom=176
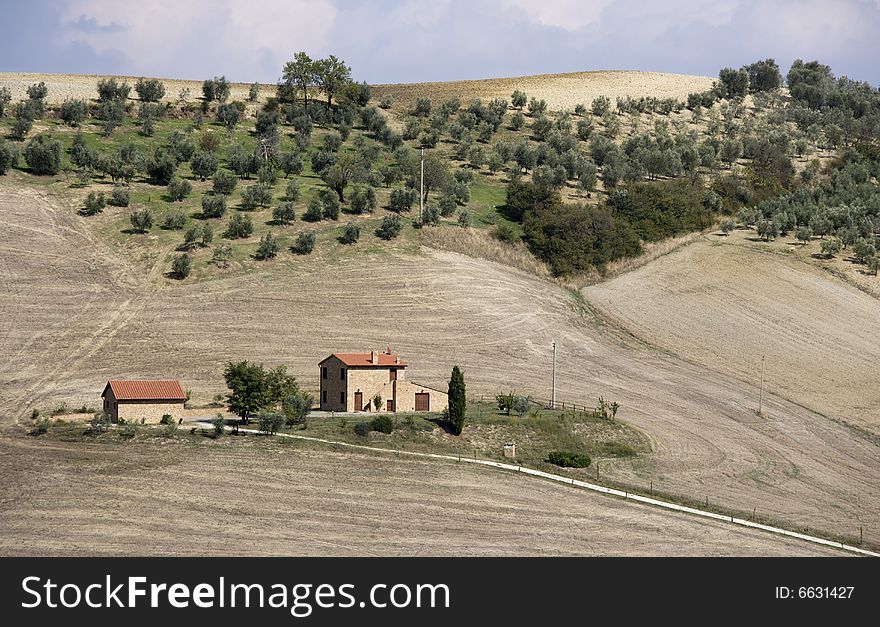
left=379, top=94, right=395, bottom=109
left=147, top=149, right=177, bottom=185
left=339, top=222, right=360, bottom=244
left=370, top=415, right=393, bottom=434
left=0, top=140, right=17, bottom=174
left=211, top=242, right=233, bottom=267
left=82, top=191, right=106, bottom=215
left=167, top=178, right=192, bottom=201
left=389, top=187, right=416, bottom=213
left=240, top=183, right=272, bottom=210
left=303, top=198, right=323, bottom=222
left=547, top=451, right=591, bottom=468
left=60, top=99, right=88, bottom=126
left=224, top=212, right=253, bottom=239
left=291, top=231, right=316, bottom=255
left=171, top=253, right=191, bottom=279
left=457, top=210, right=471, bottom=227
left=129, top=207, right=154, bottom=233
left=414, top=97, right=432, bottom=117
left=191, top=151, right=218, bottom=180
left=216, top=102, right=241, bottom=130
left=23, top=135, right=62, bottom=175
left=163, top=210, right=187, bottom=230
left=255, top=232, right=280, bottom=260
left=258, top=411, right=284, bottom=435
left=31, top=415, right=50, bottom=435
left=272, top=202, right=296, bottom=225
left=108, top=185, right=131, bottom=207
left=135, top=77, right=165, bottom=102
left=97, top=78, right=130, bottom=103
left=354, top=421, right=370, bottom=437
left=321, top=191, right=340, bottom=220
left=375, top=214, right=403, bottom=240
left=492, top=223, right=518, bottom=244
left=201, top=194, right=227, bottom=218
left=213, top=170, right=238, bottom=195
left=89, top=411, right=112, bottom=434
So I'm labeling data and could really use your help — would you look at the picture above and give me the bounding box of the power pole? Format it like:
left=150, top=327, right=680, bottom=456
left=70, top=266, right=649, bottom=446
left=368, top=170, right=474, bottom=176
left=551, top=340, right=557, bottom=409
left=419, top=145, right=425, bottom=224
left=758, top=355, right=765, bottom=415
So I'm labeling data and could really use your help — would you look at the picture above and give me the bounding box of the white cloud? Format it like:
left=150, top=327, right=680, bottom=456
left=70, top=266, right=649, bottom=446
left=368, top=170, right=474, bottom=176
left=59, top=0, right=337, bottom=80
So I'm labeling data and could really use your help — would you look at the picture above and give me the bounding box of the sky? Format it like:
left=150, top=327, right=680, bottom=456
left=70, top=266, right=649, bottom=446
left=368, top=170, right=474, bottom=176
left=1, top=0, right=879, bottom=85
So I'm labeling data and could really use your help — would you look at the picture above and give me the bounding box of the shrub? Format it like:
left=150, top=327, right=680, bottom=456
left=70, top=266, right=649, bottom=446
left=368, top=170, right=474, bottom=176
left=60, top=99, right=88, bottom=126
left=511, top=395, right=530, bottom=417
left=457, top=210, right=471, bottom=227
left=321, top=191, right=340, bottom=220
left=284, top=179, right=300, bottom=202
left=0, top=140, right=18, bottom=174
left=211, top=242, right=233, bottom=267
left=171, top=253, right=191, bottom=279
left=257, top=164, right=279, bottom=186
left=389, top=187, right=415, bottom=213
left=224, top=212, right=253, bottom=239
left=339, top=222, right=360, bottom=244
left=350, top=185, right=377, bottom=214
left=107, top=185, right=131, bottom=207
left=291, top=231, right=316, bottom=255
left=31, top=415, right=50, bottom=435
left=240, top=183, right=272, bottom=210
left=272, top=202, right=296, bottom=225
left=129, top=207, right=154, bottom=233
left=213, top=171, right=238, bottom=195
left=354, top=421, right=370, bottom=437
left=280, top=152, right=303, bottom=178
left=720, top=218, right=736, bottom=235
left=375, top=214, right=403, bottom=240
left=258, top=411, right=284, bottom=435
left=547, top=451, right=591, bottom=468
left=492, top=223, right=518, bottom=244
left=216, top=102, right=241, bottom=130
left=303, top=198, right=323, bottom=222
left=379, top=94, right=395, bottom=109
left=82, top=191, right=106, bottom=215
left=370, top=415, right=393, bottom=434
left=191, top=151, right=218, bottom=180
left=135, top=77, right=165, bottom=102
left=89, top=411, right=112, bottom=434
left=511, top=90, right=527, bottom=109
left=147, top=149, right=177, bottom=185
left=255, top=232, right=280, bottom=260
left=414, top=97, right=432, bottom=117
left=167, top=178, right=192, bottom=201
left=97, top=78, right=130, bottom=103
left=200, top=194, right=227, bottom=219
left=23, top=135, right=62, bottom=174
left=163, top=210, right=187, bottom=230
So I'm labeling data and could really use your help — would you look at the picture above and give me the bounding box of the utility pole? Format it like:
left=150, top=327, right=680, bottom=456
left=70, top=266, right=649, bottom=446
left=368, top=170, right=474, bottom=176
left=758, top=355, right=765, bottom=415
left=419, top=145, right=425, bottom=224
left=551, top=340, right=557, bottom=409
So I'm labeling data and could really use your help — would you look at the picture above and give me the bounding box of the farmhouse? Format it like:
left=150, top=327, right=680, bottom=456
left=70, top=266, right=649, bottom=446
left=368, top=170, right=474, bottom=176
left=319, top=350, right=448, bottom=413
left=101, top=379, right=187, bottom=424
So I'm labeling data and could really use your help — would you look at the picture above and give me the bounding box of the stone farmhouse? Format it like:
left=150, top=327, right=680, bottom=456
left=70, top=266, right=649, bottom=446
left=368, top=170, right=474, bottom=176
left=101, top=379, right=187, bottom=424
left=319, top=350, right=448, bottom=413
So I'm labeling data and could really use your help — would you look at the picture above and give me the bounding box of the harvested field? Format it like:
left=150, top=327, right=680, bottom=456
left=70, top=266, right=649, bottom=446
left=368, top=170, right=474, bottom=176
left=0, top=434, right=841, bottom=557
left=1, top=184, right=878, bottom=552
left=584, top=235, right=880, bottom=433
left=372, top=70, right=714, bottom=112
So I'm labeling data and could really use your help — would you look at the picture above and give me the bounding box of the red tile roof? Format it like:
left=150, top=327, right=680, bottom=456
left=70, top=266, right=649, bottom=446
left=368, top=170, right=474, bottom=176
left=103, top=380, right=187, bottom=401
left=322, top=352, right=407, bottom=367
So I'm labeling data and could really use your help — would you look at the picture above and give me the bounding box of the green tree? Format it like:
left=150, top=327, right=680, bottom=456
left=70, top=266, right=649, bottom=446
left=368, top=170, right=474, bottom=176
left=171, top=253, right=191, bottom=279
left=191, top=151, right=219, bottom=180
left=167, top=178, right=192, bottom=201
left=216, top=102, right=241, bottom=132
left=746, top=59, right=782, bottom=92
left=60, top=99, right=87, bottom=127
left=718, top=67, right=749, bottom=99
left=213, top=170, right=238, bottom=195
left=272, top=202, right=296, bottom=225
left=281, top=52, right=316, bottom=108
left=224, top=361, right=270, bottom=423
left=0, top=140, right=18, bottom=174
left=135, top=77, right=165, bottom=102
left=375, top=213, right=403, bottom=240
left=291, top=231, right=316, bottom=254
left=511, top=90, right=527, bottom=110
left=339, top=222, right=360, bottom=244
left=129, top=207, right=154, bottom=233
left=314, top=54, right=352, bottom=109
left=447, top=366, right=466, bottom=435
left=255, top=232, right=280, bottom=259
left=23, top=134, right=62, bottom=175
left=224, top=212, right=254, bottom=239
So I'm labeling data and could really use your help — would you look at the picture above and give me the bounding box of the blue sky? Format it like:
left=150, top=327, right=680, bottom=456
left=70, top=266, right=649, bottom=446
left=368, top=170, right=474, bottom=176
left=1, top=0, right=879, bottom=85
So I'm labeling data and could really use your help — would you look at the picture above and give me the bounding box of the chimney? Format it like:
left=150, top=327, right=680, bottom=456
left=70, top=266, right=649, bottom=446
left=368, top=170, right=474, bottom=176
left=370, top=350, right=378, bottom=364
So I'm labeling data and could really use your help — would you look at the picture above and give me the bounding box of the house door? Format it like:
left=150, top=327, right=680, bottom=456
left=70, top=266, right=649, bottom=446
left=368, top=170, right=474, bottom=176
left=353, top=392, right=363, bottom=412
left=415, top=393, right=429, bottom=411
left=387, top=399, right=395, bottom=412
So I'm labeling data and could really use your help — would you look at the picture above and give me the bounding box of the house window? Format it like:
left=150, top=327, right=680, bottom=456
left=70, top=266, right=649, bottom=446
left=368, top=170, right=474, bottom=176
left=321, top=367, right=328, bottom=380
left=340, top=391, right=346, bottom=404
left=340, top=368, right=346, bottom=380
left=322, top=390, right=327, bottom=403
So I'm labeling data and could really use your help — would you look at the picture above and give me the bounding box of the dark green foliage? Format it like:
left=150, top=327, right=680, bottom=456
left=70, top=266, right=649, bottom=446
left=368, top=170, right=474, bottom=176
left=279, top=151, right=303, bottom=177
left=339, top=222, right=360, bottom=244
left=354, top=421, right=370, bottom=437
left=168, top=131, right=195, bottom=163
left=129, top=207, right=154, bottom=233
left=227, top=145, right=260, bottom=179
left=201, top=194, right=227, bottom=218
left=224, top=361, right=270, bottom=421
left=718, top=67, right=749, bottom=99
left=303, top=198, right=323, bottom=222
left=167, top=178, right=192, bottom=201
left=255, top=232, right=280, bottom=260
left=321, top=190, right=341, bottom=220
left=504, top=177, right=559, bottom=222
left=191, top=151, right=218, bottom=180
left=147, top=148, right=177, bottom=185
left=163, top=210, right=187, bottom=230
left=492, top=223, right=519, bottom=244
left=547, top=451, right=591, bottom=468
left=23, top=135, right=61, bottom=175
left=284, top=178, right=300, bottom=201
left=257, top=165, right=278, bottom=186
left=240, top=183, right=273, bottom=210
left=108, top=185, right=130, bottom=207
left=99, top=98, right=126, bottom=136
left=349, top=185, right=377, bottom=214
left=11, top=104, right=35, bottom=141
left=60, top=99, right=88, bottom=126
left=511, top=90, right=527, bottom=109
left=369, top=415, right=393, bottom=434
left=171, top=253, right=191, bottom=279
left=414, top=97, right=432, bottom=117
left=291, top=230, right=316, bottom=254
left=389, top=187, right=416, bottom=213
left=0, top=140, right=18, bottom=174
left=82, top=191, right=106, bottom=216
left=224, top=212, right=253, bottom=239
left=607, top=180, right=712, bottom=242
left=283, top=389, right=314, bottom=426
left=213, top=170, right=238, bottom=195
left=272, top=202, right=296, bottom=225
left=135, top=77, right=165, bottom=102
left=746, top=59, right=782, bottom=92
left=202, top=76, right=230, bottom=103
left=255, top=109, right=280, bottom=136
left=97, top=78, right=130, bottom=103
left=375, top=214, right=403, bottom=240
left=216, top=102, right=241, bottom=130
left=447, top=366, right=466, bottom=435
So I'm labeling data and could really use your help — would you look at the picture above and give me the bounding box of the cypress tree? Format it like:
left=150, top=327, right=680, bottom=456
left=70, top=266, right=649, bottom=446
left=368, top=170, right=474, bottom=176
left=447, top=366, right=466, bottom=435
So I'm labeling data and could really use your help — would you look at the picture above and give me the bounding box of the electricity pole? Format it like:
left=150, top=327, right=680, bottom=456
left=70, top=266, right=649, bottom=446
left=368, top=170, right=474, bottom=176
left=551, top=340, right=557, bottom=409
left=419, top=145, right=425, bottom=224
left=758, top=355, right=765, bottom=415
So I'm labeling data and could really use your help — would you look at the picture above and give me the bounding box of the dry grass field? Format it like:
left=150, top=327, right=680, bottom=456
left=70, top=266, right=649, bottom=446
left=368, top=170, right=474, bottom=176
left=372, top=70, right=715, bottom=112
left=584, top=232, right=880, bottom=433
left=1, top=184, right=878, bottom=554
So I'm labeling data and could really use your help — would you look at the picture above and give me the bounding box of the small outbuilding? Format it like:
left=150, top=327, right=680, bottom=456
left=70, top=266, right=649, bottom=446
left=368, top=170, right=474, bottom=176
left=101, top=380, right=187, bottom=424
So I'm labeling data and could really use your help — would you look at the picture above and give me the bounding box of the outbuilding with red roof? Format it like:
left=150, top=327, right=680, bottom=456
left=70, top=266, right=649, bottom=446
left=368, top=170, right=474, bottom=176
left=101, top=379, right=187, bottom=424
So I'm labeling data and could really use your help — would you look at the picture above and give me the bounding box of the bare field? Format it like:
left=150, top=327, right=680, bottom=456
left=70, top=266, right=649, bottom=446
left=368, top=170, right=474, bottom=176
left=584, top=234, right=880, bottom=433
left=373, top=70, right=714, bottom=112
left=1, top=185, right=878, bottom=553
